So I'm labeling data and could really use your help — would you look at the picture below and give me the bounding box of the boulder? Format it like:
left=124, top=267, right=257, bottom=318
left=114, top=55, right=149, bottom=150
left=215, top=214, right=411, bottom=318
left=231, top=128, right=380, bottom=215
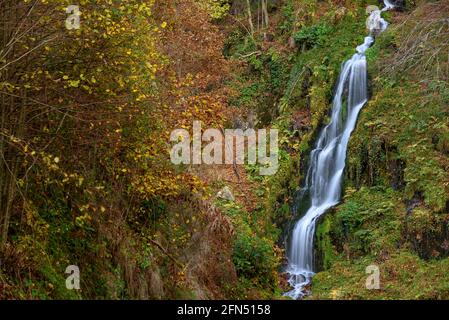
left=217, top=186, right=235, bottom=202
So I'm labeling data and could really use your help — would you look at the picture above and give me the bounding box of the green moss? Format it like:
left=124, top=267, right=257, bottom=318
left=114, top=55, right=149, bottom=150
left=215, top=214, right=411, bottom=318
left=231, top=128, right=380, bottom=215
left=310, top=250, right=449, bottom=300
left=315, top=214, right=335, bottom=270
left=335, top=187, right=403, bottom=256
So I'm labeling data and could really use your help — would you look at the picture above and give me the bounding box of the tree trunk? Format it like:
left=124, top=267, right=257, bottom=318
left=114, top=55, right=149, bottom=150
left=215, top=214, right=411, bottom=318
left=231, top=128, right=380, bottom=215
left=261, top=0, right=269, bottom=29
left=245, top=0, right=254, bottom=36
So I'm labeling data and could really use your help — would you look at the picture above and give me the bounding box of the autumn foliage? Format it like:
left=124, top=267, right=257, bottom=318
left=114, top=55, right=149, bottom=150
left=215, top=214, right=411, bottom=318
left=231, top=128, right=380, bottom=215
left=0, top=0, right=237, bottom=299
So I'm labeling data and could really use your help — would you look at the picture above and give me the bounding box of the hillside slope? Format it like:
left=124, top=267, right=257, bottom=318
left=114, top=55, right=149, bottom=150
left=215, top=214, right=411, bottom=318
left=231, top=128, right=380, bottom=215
left=310, top=0, right=449, bottom=299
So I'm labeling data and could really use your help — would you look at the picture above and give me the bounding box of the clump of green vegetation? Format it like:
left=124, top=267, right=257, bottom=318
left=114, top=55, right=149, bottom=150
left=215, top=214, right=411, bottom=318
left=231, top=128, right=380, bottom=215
left=233, top=230, right=278, bottom=287
left=216, top=199, right=282, bottom=299
left=310, top=250, right=449, bottom=300
left=315, top=214, right=335, bottom=270
left=314, top=186, right=403, bottom=269
left=293, top=22, right=333, bottom=50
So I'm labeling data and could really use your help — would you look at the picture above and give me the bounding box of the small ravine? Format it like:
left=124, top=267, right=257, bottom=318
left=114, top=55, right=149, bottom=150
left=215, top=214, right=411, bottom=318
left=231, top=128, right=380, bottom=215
left=285, top=0, right=396, bottom=299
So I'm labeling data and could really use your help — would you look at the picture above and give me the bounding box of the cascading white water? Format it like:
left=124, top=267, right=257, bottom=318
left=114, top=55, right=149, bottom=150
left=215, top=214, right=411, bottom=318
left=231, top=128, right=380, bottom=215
left=285, top=1, right=394, bottom=300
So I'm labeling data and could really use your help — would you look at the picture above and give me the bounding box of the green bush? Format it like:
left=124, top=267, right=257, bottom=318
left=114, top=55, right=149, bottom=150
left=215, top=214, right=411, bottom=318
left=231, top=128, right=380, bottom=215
left=232, top=231, right=278, bottom=286
left=293, top=22, right=333, bottom=50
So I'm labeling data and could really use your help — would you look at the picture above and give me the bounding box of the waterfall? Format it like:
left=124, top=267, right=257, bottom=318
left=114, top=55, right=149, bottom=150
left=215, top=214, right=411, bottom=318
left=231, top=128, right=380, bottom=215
left=285, top=1, right=394, bottom=300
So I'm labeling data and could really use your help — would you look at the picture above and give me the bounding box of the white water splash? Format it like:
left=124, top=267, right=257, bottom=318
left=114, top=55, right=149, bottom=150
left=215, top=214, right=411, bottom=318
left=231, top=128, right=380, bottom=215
left=285, top=1, right=394, bottom=300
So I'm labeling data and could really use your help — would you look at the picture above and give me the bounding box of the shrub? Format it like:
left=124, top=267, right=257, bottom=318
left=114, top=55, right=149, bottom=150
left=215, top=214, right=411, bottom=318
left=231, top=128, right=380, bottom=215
left=232, top=231, right=278, bottom=287
left=293, top=23, right=333, bottom=50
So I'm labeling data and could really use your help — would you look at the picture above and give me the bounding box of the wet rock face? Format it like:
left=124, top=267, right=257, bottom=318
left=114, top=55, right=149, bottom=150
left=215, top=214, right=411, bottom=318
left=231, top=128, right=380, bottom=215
left=391, top=0, right=406, bottom=8
left=404, top=193, right=449, bottom=260
left=408, top=221, right=449, bottom=260
left=380, top=0, right=406, bottom=9
left=389, top=157, right=406, bottom=191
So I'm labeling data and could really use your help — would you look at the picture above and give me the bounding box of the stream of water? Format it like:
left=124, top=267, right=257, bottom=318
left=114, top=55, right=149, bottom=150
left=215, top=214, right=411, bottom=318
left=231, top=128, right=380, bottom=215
left=285, top=0, right=395, bottom=300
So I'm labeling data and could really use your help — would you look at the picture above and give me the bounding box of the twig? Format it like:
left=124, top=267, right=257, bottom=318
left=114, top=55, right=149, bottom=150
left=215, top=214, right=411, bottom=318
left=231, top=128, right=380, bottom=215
left=148, top=238, right=183, bottom=268
left=238, top=51, right=262, bottom=59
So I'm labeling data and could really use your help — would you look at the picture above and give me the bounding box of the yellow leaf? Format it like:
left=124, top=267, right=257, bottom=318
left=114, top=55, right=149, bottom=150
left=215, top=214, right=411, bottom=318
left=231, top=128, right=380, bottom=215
left=69, top=80, right=80, bottom=88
